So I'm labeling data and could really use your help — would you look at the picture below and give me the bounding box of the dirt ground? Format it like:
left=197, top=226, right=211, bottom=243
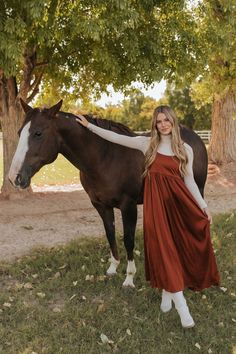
left=0, top=162, right=236, bottom=263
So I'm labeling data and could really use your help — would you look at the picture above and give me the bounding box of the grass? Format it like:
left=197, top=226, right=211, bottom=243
left=0, top=140, right=80, bottom=186
left=0, top=211, right=235, bottom=354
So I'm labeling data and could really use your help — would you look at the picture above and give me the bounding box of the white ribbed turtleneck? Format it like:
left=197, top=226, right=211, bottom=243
left=158, top=134, right=174, bottom=156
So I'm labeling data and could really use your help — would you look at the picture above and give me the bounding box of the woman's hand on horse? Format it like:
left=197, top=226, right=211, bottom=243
left=76, top=115, right=89, bottom=127
left=203, top=207, right=212, bottom=224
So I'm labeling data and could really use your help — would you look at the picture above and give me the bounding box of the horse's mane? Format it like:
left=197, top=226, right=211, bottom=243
left=84, top=114, right=137, bottom=137
left=60, top=112, right=148, bottom=136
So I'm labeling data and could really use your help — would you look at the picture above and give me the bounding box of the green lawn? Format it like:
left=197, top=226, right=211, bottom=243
left=0, top=140, right=80, bottom=186
left=0, top=212, right=235, bottom=354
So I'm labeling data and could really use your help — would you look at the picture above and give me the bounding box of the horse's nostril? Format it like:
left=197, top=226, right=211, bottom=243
left=16, top=174, right=22, bottom=185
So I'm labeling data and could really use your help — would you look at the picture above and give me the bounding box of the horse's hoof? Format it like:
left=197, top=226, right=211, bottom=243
left=122, top=281, right=135, bottom=289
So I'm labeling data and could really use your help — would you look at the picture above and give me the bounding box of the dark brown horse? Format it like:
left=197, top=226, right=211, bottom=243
left=8, top=100, right=208, bottom=287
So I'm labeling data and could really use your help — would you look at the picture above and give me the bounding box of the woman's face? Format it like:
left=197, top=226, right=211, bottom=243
left=156, top=113, right=172, bottom=135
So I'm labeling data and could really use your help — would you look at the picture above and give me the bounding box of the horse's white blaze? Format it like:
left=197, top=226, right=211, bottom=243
left=8, top=122, right=31, bottom=185
left=122, top=260, right=136, bottom=288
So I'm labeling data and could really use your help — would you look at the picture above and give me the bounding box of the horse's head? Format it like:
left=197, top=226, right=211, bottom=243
left=8, top=99, right=63, bottom=189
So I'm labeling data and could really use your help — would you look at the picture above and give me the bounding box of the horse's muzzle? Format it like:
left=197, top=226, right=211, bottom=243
left=13, top=172, right=31, bottom=189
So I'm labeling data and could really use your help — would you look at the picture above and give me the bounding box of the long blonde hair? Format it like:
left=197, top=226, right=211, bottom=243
left=143, top=106, right=188, bottom=178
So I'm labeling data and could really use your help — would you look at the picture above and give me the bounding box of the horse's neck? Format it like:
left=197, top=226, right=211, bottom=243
left=56, top=115, right=106, bottom=173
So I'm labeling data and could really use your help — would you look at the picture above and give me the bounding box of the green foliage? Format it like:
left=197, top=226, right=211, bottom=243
left=2, top=0, right=207, bottom=101
left=0, top=211, right=235, bottom=353
left=170, top=0, right=236, bottom=104
left=79, top=88, right=160, bottom=131
left=165, top=83, right=212, bottom=129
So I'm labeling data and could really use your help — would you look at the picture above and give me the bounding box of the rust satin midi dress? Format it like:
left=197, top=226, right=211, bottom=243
left=143, top=152, right=220, bottom=292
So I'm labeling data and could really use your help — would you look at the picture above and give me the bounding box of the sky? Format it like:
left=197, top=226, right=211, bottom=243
left=94, top=80, right=166, bottom=107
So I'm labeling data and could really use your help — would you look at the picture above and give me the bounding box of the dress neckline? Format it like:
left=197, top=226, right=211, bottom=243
left=157, top=151, right=176, bottom=157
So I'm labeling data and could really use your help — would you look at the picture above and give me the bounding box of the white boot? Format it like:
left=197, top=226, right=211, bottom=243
left=172, top=291, right=195, bottom=328
left=160, top=290, right=172, bottom=313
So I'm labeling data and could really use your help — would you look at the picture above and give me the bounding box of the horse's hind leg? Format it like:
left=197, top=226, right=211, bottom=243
left=121, top=201, right=137, bottom=288
left=92, top=202, right=120, bottom=275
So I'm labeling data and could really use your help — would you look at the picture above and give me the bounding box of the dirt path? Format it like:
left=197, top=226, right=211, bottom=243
left=0, top=163, right=236, bottom=262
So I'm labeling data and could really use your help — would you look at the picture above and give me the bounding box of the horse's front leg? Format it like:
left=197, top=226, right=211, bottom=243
left=121, top=201, right=137, bottom=288
left=92, top=202, right=120, bottom=275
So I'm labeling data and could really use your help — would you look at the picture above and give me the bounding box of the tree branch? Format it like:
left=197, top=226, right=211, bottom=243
left=7, top=76, right=18, bottom=106
left=19, top=48, right=37, bottom=100
left=0, top=71, right=9, bottom=115
left=35, top=61, right=49, bottom=68
left=27, top=69, right=44, bottom=103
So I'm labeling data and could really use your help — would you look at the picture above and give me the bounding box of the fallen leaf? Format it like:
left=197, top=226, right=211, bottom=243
left=208, top=349, right=213, bottom=354
left=134, top=250, right=141, bottom=256
left=36, top=292, right=46, bottom=298
left=58, top=264, right=67, bottom=270
left=195, top=343, right=201, bottom=350
left=97, top=304, right=105, bottom=313
left=73, top=281, right=78, bottom=286
left=126, top=328, right=131, bottom=336
left=3, top=303, right=11, bottom=308
left=81, top=295, right=86, bottom=301
left=100, top=333, right=114, bottom=344
left=232, top=318, right=236, bottom=323
left=54, top=272, right=61, bottom=278
left=52, top=307, right=61, bottom=313
left=24, top=282, right=33, bottom=289
left=97, top=275, right=106, bottom=281
left=85, top=275, right=94, bottom=281
left=202, top=295, right=207, bottom=300
left=69, top=294, right=77, bottom=301
left=32, top=274, right=38, bottom=279
left=21, top=225, right=34, bottom=230
left=15, top=282, right=24, bottom=290
left=220, top=287, right=227, bottom=292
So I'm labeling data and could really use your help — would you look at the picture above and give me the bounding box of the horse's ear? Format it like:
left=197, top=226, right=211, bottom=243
left=20, top=98, right=33, bottom=114
left=48, top=100, right=63, bottom=118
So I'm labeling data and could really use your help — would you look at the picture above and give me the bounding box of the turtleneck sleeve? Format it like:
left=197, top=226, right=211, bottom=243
left=87, top=123, right=150, bottom=154
left=183, top=143, right=207, bottom=210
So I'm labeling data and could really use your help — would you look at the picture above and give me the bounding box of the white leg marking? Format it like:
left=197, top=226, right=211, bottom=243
left=8, top=122, right=31, bottom=185
left=107, top=253, right=120, bottom=275
left=122, top=260, right=136, bottom=288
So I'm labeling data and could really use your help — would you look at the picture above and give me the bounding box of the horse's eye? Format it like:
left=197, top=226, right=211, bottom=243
left=34, top=131, right=42, bottom=138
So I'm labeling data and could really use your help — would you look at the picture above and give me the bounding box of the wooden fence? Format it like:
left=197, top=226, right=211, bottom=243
left=194, top=130, right=211, bottom=142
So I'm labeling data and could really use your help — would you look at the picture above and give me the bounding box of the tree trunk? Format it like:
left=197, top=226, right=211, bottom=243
left=208, top=90, right=236, bottom=164
left=0, top=77, right=32, bottom=198
left=1, top=108, right=31, bottom=198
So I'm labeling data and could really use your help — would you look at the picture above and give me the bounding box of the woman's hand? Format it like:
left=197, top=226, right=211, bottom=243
left=75, top=114, right=89, bottom=127
left=203, top=207, right=212, bottom=224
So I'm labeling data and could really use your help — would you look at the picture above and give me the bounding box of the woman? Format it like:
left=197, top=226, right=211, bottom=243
left=76, top=106, right=220, bottom=328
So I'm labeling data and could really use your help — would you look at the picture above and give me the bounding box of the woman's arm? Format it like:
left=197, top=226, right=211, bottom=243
left=76, top=115, right=149, bottom=154
left=183, top=144, right=211, bottom=221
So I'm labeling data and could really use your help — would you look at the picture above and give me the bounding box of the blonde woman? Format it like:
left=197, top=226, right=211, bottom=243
left=76, top=106, right=220, bottom=329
